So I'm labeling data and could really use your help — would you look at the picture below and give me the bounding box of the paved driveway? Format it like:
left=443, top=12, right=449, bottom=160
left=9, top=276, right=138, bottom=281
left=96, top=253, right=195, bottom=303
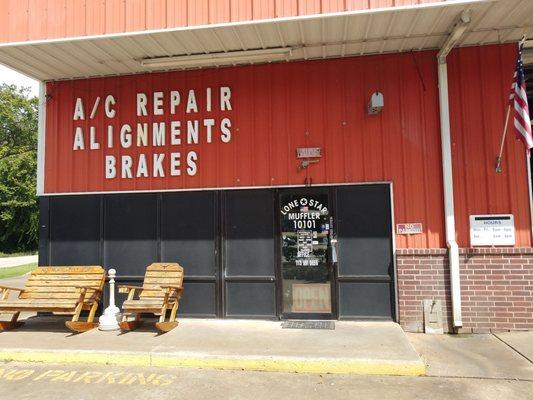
left=0, top=255, right=38, bottom=268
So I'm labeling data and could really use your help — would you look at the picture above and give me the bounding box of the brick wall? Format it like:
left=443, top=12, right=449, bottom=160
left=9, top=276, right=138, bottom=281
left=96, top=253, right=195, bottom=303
left=396, top=248, right=533, bottom=333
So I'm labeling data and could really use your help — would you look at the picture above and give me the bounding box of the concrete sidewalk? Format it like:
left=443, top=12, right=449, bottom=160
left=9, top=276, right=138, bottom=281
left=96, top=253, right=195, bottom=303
left=0, top=255, right=37, bottom=268
left=0, top=317, right=425, bottom=376
left=493, top=331, right=533, bottom=364
left=408, top=332, right=533, bottom=381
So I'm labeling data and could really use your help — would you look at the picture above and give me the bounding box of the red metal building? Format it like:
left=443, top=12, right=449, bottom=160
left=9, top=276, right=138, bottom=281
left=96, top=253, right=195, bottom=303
left=0, top=0, right=531, bottom=331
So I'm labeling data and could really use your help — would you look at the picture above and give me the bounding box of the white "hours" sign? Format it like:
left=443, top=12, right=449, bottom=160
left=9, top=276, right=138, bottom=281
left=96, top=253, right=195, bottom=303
left=469, top=214, right=515, bottom=246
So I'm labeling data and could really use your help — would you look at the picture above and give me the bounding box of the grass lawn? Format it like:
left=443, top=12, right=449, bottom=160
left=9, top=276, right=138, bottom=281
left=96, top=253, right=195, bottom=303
left=0, top=251, right=37, bottom=258
left=0, top=262, right=37, bottom=280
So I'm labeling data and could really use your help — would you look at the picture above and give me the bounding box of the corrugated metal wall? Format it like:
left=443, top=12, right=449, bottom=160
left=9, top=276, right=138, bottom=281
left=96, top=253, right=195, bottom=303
left=45, top=50, right=445, bottom=249
left=0, top=0, right=446, bottom=43
left=448, top=44, right=532, bottom=249
left=43, top=45, right=532, bottom=249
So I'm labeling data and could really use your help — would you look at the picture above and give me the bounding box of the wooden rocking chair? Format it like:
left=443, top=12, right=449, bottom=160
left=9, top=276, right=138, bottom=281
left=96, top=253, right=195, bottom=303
left=118, top=263, right=184, bottom=333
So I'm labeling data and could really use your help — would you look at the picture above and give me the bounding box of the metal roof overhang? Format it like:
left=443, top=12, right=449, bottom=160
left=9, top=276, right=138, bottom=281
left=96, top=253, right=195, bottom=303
left=0, top=0, right=532, bottom=82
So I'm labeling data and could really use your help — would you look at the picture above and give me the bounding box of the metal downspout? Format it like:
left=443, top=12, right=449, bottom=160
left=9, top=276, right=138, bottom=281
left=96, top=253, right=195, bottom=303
left=436, top=10, right=471, bottom=330
left=437, top=59, right=463, bottom=330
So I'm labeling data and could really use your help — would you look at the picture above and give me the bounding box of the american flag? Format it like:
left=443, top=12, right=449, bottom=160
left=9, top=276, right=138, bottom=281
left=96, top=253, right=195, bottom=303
left=509, top=40, right=533, bottom=152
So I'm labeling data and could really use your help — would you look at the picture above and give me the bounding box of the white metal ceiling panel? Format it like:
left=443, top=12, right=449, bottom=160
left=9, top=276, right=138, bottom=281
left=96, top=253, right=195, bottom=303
left=0, top=0, right=531, bottom=81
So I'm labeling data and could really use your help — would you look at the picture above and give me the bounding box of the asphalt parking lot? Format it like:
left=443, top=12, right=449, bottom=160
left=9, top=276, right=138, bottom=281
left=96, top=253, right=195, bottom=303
left=0, top=361, right=531, bottom=400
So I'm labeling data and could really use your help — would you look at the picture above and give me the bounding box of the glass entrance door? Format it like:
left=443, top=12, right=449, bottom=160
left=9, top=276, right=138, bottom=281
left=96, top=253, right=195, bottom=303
left=279, top=190, right=336, bottom=319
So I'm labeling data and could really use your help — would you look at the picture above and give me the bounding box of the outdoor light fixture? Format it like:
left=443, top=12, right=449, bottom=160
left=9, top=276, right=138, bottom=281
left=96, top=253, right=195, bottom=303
left=368, top=91, right=384, bottom=115
left=141, top=47, right=293, bottom=69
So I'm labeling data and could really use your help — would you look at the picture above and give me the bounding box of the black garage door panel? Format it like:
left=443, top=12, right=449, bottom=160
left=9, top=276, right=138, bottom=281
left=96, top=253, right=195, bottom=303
left=224, top=190, right=277, bottom=317
left=224, top=190, right=275, bottom=277
left=161, top=192, right=217, bottom=277
left=161, top=192, right=218, bottom=316
left=338, top=237, right=391, bottom=277
left=104, top=194, right=158, bottom=276
left=338, top=282, right=392, bottom=319
left=179, top=282, right=217, bottom=317
left=336, top=185, right=392, bottom=277
left=335, top=185, right=394, bottom=320
left=49, top=195, right=101, bottom=265
left=225, top=282, right=276, bottom=317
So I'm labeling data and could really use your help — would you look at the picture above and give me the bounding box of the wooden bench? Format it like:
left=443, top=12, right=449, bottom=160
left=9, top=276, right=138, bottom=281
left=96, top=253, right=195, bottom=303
left=0, top=266, right=105, bottom=333
left=118, top=263, right=184, bottom=333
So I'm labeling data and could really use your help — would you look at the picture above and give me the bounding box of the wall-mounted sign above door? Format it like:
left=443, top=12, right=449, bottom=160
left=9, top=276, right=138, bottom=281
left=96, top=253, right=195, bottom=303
left=296, top=147, right=322, bottom=158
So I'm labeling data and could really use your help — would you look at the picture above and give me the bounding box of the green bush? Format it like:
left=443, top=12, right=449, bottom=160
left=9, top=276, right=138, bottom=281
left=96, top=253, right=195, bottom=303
left=0, top=84, right=38, bottom=253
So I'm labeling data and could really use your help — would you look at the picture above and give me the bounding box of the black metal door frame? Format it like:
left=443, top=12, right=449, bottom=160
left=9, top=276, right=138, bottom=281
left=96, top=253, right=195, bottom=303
left=277, top=186, right=338, bottom=320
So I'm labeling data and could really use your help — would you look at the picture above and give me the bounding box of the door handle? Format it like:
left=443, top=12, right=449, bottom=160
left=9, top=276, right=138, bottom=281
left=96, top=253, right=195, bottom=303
left=329, top=238, right=338, bottom=264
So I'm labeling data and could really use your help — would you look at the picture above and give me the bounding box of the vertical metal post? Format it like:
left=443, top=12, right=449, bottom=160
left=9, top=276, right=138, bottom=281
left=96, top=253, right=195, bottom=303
left=526, top=152, right=533, bottom=243
left=389, top=182, right=400, bottom=324
left=36, top=81, right=46, bottom=196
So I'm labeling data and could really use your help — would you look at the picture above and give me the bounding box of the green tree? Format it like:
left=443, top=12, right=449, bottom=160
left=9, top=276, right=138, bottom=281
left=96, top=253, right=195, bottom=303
left=0, top=84, right=39, bottom=252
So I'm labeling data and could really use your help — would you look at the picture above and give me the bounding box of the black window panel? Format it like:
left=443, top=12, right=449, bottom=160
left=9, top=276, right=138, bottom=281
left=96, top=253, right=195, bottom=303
left=103, top=194, right=158, bottom=276
left=179, top=281, right=217, bottom=317
left=161, top=192, right=217, bottom=277
left=224, top=190, right=275, bottom=277
left=336, top=185, right=392, bottom=277
left=49, top=195, right=101, bottom=265
left=338, top=282, right=392, bottom=319
left=225, top=282, right=276, bottom=317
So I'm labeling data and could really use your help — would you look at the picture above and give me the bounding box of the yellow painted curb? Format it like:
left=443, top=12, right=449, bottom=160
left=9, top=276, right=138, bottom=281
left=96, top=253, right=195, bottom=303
left=0, top=350, right=426, bottom=377
left=152, top=355, right=426, bottom=376
left=0, top=351, right=151, bottom=367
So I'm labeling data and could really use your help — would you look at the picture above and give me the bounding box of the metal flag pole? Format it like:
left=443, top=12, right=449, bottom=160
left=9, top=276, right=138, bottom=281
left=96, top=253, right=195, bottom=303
left=526, top=151, right=533, bottom=239
left=495, top=35, right=527, bottom=173
left=495, top=105, right=511, bottom=173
